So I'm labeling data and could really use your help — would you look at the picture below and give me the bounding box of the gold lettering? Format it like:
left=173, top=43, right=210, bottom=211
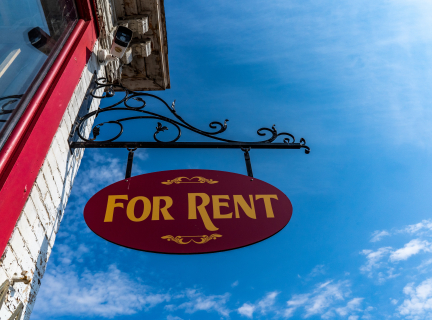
left=152, top=196, right=174, bottom=220
left=212, top=195, right=232, bottom=219
left=233, top=195, right=256, bottom=219
left=188, top=193, right=219, bottom=231
left=104, top=195, right=128, bottom=222
left=127, top=196, right=151, bottom=222
left=255, top=195, right=278, bottom=218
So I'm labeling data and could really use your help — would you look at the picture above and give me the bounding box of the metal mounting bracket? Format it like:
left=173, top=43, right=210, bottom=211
left=68, top=77, right=310, bottom=178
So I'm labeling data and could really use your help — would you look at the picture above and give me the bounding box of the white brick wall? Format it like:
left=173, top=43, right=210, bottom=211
left=0, top=43, right=105, bottom=320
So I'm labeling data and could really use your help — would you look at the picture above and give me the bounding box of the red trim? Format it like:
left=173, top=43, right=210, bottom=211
left=89, top=0, right=101, bottom=38
left=0, top=20, right=85, bottom=182
left=76, top=0, right=100, bottom=37
left=0, top=19, right=97, bottom=255
left=76, top=0, right=92, bottom=20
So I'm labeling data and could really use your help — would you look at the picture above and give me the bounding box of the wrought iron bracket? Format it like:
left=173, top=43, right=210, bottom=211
left=125, top=147, right=136, bottom=179
left=68, top=77, right=310, bottom=178
left=241, top=147, right=254, bottom=178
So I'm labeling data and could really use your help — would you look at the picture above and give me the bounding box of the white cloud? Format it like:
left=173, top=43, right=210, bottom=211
left=238, top=303, right=256, bottom=318
left=360, top=239, right=432, bottom=281
left=390, top=239, right=431, bottom=262
left=231, top=280, right=239, bottom=287
left=167, top=316, right=183, bottom=320
left=398, top=278, right=432, bottom=319
left=33, top=264, right=170, bottom=318
left=174, top=289, right=230, bottom=317
left=257, top=291, right=279, bottom=314
left=237, top=291, right=279, bottom=318
left=335, top=298, right=363, bottom=316
left=370, top=230, right=390, bottom=242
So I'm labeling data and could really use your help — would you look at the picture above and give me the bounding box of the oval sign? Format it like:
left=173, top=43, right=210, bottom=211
left=84, top=169, right=292, bottom=254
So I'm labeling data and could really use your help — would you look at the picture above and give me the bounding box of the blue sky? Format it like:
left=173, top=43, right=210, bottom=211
left=32, top=1, right=432, bottom=319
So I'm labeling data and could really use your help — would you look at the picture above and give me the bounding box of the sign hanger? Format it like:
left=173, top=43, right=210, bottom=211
left=68, top=75, right=310, bottom=178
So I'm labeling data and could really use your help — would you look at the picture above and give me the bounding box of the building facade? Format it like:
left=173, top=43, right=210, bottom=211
left=0, top=0, right=169, bottom=318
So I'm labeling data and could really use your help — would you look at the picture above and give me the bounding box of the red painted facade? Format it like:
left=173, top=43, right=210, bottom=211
left=0, top=0, right=99, bottom=256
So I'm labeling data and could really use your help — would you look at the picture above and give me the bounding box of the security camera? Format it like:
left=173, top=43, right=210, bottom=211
left=98, top=26, right=133, bottom=65
left=111, top=26, right=133, bottom=58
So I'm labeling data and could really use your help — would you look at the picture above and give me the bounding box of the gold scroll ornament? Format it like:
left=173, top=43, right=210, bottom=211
left=161, top=234, right=222, bottom=244
left=161, top=176, right=218, bottom=185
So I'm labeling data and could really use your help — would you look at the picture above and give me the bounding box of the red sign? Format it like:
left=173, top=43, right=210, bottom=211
left=84, top=169, right=293, bottom=254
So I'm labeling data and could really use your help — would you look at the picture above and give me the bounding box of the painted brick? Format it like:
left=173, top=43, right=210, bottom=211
left=55, top=121, right=69, bottom=151
left=40, top=162, right=61, bottom=209
left=9, top=230, right=34, bottom=274
left=22, top=195, right=38, bottom=229
left=47, top=160, right=64, bottom=203
left=65, top=100, right=76, bottom=130
left=35, top=174, right=49, bottom=204
left=16, top=217, right=39, bottom=263
left=29, top=184, right=51, bottom=233
left=61, top=104, right=73, bottom=133
left=68, top=90, right=82, bottom=122
left=57, top=120, right=70, bottom=150
left=30, top=219, right=45, bottom=250
left=0, top=269, right=7, bottom=286
left=0, top=51, right=105, bottom=319
left=0, top=246, right=19, bottom=278
left=53, top=131, right=69, bottom=157
left=51, top=139, right=67, bottom=179
left=45, top=149, right=63, bottom=186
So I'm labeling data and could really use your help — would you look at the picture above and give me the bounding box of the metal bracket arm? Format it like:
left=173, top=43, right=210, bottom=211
left=125, top=148, right=136, bottom=179
left=68, top=77, right=310, bottom=178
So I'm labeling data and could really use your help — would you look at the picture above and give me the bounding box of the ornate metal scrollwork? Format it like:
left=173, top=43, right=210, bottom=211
left=69, top=78, right=310, bottom=154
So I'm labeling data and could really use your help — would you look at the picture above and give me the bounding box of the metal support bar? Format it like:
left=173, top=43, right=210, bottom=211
left=70, top=141, right=308, bottom=151
left=67, top=77, right=310, bottom=154
left=241, top=147, right=253, bottom=177
left=125, top=148, right=136, bottom=179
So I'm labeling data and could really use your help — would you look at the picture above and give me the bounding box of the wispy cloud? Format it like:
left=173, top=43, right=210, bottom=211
left=33, top=264, right=170, bottom=318
left=368, top=220, right=432, bottom=243
left=370, top=230, right=390, bottom=242
left=284, top=280, right=359, bottom=319
left=309, top=264, right=326, bottom=277
left=360, top=232, right=432, bottom=282
left=360, top=247, right=393, bottom=275
left=170, top=289, right=230, bottom=317
left=238, top=291, right=279, bottom=318
left=400, top=220, right=432, bottom=236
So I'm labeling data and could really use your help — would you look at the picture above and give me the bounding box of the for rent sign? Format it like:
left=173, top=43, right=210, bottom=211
left=84, top=169, right=293, bottom=254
